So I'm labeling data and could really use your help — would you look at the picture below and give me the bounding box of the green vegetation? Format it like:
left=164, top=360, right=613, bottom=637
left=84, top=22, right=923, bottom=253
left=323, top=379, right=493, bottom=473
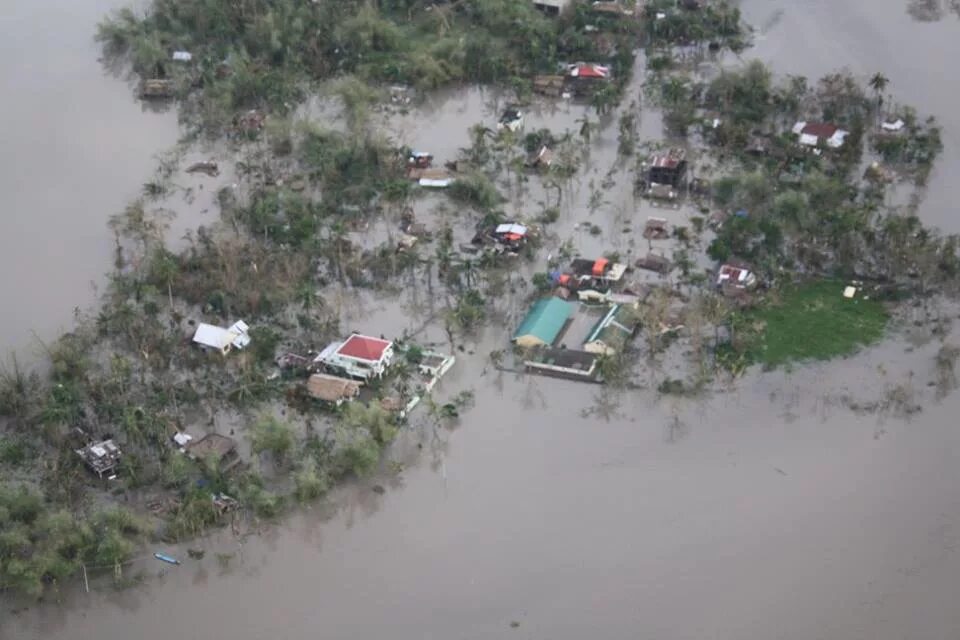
left=726, top=281, right=889, bottom=367
left=0, top=484, right=144, bottom=597
left=97, top=0, right=639, bottom=130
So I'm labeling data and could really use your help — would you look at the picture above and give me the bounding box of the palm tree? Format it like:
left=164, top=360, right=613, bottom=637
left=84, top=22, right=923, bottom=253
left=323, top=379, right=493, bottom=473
left=868, top=72, right=889, bottom=109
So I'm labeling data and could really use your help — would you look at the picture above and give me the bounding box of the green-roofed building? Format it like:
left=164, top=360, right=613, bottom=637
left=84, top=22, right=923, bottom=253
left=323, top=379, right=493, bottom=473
left=512, top=298, right=576, bottom=348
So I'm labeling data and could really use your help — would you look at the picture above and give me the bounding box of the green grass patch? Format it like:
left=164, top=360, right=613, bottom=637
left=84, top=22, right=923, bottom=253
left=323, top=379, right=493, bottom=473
left=731, top=280, right=889, bottom=367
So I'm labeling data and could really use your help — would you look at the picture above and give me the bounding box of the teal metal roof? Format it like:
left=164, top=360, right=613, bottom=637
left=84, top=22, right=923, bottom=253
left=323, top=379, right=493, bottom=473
left=512, top=298, right=575, bottom=345
left=584, top=304, right=621, bottom=344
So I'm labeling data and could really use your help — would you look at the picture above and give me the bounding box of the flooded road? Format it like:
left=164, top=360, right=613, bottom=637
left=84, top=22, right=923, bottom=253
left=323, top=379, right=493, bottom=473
left=0, top=0, right=179, bottom=358
left=4, top=1, right=960, bottom=639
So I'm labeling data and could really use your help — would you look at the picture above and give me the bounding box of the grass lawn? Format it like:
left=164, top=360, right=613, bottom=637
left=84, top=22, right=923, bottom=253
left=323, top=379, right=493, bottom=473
left=735, top=280, right=889, bottom=367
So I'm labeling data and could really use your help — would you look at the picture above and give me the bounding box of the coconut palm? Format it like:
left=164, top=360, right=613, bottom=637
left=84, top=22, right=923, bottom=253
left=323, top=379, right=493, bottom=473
left=868, top=72, right=889, bottom=107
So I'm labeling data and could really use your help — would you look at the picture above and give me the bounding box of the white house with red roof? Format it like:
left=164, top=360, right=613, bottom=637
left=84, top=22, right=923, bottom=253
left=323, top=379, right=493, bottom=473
left=314, top=334, right=394, bottom=380
left=792, top=121, right=848, bottom=148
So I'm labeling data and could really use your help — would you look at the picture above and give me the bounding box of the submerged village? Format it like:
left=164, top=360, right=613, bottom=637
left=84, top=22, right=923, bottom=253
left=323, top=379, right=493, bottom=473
left=1, top=0, right=958, bottom=600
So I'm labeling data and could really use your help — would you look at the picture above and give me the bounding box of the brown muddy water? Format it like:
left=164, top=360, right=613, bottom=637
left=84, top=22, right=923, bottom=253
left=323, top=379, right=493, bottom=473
left=5, top=3, right=960, bottom=640
left=0, top=0, right=179, bottom=359
left=740, top=0, right=960, bottom=232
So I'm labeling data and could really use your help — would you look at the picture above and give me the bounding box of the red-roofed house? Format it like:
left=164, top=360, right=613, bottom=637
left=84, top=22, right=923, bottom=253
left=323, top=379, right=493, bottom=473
left=566, top=62, right=611, bottom=79
left=314, top=334, right=395, bottom=380
left=792, top=121, right=848, bottom=148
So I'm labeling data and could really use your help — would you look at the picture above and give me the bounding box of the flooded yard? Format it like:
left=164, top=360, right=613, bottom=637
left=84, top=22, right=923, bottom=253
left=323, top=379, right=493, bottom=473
left=4, top=0, right=960, bottom=638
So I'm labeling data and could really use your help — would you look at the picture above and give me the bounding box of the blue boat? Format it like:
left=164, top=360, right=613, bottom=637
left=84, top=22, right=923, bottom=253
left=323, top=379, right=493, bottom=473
left=154, top=552, right=180, bottom=565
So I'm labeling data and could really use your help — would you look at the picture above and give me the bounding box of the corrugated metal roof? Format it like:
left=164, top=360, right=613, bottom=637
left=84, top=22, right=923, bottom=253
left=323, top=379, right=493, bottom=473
left=337, top=334, right=392, bottom=362
left=193, top=323, right=233, bottom=350
left=512, top=298, right=575, bottom=345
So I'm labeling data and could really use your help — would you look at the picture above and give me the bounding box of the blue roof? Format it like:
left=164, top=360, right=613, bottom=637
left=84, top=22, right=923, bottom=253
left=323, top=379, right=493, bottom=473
left=512, top=298, right=575, bottom=346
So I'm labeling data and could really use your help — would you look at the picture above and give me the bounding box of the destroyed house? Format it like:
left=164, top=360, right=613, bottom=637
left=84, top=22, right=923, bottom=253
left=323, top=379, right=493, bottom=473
left=647, top=151, right=687, bottom=187
left=315, top=334, right=394, bottom=380
left=498, top=108, right=524, bottom=132
left=187, top=434, right=241, bottom=472
left=76, top=439, right=122, bottom=479
left=474, top=222, right=529, bottom=251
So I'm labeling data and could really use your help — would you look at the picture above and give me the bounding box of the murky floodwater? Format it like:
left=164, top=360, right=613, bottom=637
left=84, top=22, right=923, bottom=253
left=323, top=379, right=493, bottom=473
left=740, top=0, right=960, bottom=232
left=5, top=1, right=960, bottom=639
left=0, top=0, right=179, bottom=359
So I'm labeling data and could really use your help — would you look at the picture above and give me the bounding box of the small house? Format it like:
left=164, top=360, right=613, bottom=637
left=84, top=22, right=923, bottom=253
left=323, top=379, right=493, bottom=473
left=192, top=320, right=251, bottom=355
left=716, top=263, right=757, bottom=291
left=473, top=222, right=530, bottom=252
left=315, top=334, right=395, bottom=380
left=498, top=108, right=524, bottom=132
left=792, top=121, right=848, bottom=148
left=565, top=62, right=611, bottom=81
left=881, top=118, right=906, bottom=133
left=635, top=253, right=672, bottom=274
left=569, top=257, right=627, bottom=282
left=527, top=146, right=554, bottom=169
left=187, top=433, right=241, bottom=472
left=564, top=62, right=612, bottom=96
left=307, top=374, right=361, bottom=406
left=647, top=149, right=687, bottom=188
left=582, top=304, right=637, bottom=355
left=643, top=217, right=670, bottom=240
left=76, top=439, right=122, bottom=479
left=512, top=298, right=576, bottom=348
left=532, top=0, right=574, bottom=15
left=140, top=79, right=174, bottom=99
left=407, top=151, right=433, bottom=169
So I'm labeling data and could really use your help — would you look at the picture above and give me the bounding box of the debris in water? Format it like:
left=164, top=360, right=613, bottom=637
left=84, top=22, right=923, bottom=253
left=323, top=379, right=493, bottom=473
left=187, top=548, right=205, bottom=559
left=186, top=161, right=220, bottom=177
left=510, top=621, right=520, bottom=628
left=371, top=485, right=386, bottom=495
left=154, top=552, right=180, bottom=565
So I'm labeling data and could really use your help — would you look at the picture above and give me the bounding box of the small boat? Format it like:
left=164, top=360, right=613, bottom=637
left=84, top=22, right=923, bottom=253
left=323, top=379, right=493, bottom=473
left=154, top=552, right=181, bottom=565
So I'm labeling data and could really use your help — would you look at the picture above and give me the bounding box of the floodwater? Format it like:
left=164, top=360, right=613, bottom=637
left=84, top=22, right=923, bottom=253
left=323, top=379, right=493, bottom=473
left=6, top=334, right=960, bottom=640
left=0, top=0, right=179, bottom=359
left=6, top=2, right=960, bottom=640
left=739, top=0, right=960, bottom=232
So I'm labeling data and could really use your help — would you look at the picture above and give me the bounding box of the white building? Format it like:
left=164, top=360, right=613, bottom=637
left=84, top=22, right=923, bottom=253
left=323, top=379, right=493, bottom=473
left=192, top=320, right=251, bottom=355
left=314, top=334, right=394, bottom=380
left=532, top=0, right=574, bottom=14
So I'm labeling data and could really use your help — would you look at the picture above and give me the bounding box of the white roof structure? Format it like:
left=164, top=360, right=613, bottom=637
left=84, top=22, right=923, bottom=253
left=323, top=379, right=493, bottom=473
left=193, top=320, right=251, bottom=353
left=495, top=223, right=528, bottom=236
left=228, top=320, right=251, bottom=349
left=882, top=119, right=905, bottom=132
left=419, top=178, right=453, bottom=188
